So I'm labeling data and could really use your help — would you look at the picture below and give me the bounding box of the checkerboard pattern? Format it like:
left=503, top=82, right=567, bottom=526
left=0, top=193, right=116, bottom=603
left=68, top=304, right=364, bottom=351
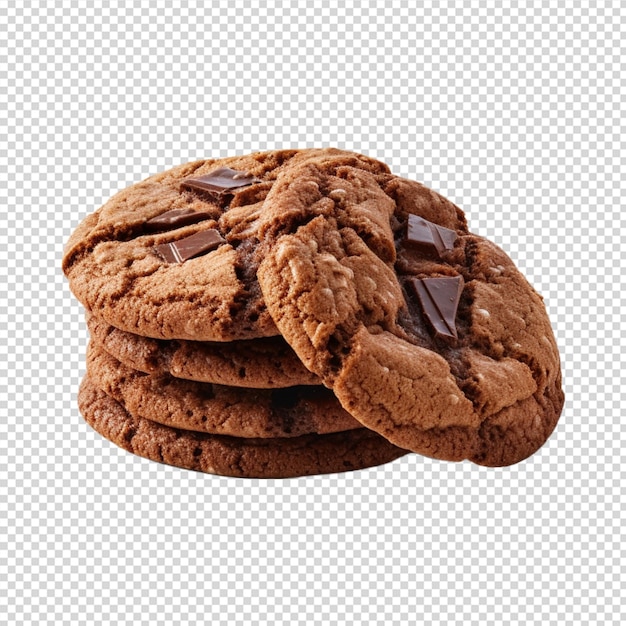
left=1, top=1, right=624, bottom=624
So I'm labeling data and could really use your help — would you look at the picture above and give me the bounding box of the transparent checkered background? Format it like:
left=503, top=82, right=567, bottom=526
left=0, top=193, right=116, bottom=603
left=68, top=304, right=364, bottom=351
left=1, top=1, right=623, bottom=624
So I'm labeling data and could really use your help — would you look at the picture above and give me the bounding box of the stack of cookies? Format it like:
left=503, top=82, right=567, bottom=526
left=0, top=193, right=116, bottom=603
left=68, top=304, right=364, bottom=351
left=62, top=149, right=563, bottom=478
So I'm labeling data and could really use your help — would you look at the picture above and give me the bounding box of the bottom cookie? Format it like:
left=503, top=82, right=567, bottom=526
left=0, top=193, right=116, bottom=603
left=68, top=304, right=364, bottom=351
left=78, top=377, right=409, bottom=478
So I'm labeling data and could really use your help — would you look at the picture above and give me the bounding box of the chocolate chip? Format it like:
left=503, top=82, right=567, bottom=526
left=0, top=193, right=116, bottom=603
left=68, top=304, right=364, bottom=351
left=154, top=229, right=225, bottom=264
left=181, top=168, right=261, bottom=203
left=410, top=275, right=464, bottom=339
left=144, top=208, right=213, bottom=232
left=405, top=214, right=457, bottom=258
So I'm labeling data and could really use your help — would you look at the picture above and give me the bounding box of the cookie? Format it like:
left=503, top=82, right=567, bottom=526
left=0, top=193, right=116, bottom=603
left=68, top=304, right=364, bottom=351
left=86, top=341, right=361, bottom=438
left=78, top=377, right=409, bottom=478
left=62, top=149, right=390, bottom=341
left=86, top=314, right=320, bottom=388
left=255, top=160, right=564, bottom=466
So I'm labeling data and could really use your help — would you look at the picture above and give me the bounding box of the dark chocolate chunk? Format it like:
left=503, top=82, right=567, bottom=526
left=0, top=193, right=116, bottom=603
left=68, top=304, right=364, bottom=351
left=155, top=229, right=225, bottom=264
left=145, top=208, right=213, bottom=232
left=405, top=214, right=457, bottom=258
left=410, top=275, right=464, bottom=339
left=181, top=168, right=261, bottom=203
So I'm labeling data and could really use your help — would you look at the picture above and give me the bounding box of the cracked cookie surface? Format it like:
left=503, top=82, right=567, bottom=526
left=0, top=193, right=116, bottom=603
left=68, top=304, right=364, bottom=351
left=78, top=377, right=409, bottom=478
left=63, top=149, right=390, bottom=341
left=256, top=160, right=564, bottom=466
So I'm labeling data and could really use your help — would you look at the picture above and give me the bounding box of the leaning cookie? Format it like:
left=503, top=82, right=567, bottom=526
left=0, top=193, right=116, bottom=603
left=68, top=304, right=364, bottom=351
left=63, top=149, right=390, bottom=341
left=86, top=341, right=361, bottom=438
left=79, top=377, right=409, bottom=478
left=256, top=160, right=563, bottom=466
left=86, top=314, right=320, bottom=388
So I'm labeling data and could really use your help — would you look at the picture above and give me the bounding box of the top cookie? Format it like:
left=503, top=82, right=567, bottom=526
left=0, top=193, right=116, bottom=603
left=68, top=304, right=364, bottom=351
left=256, top=159, right=564, bottom=466
left=62, top=149, right=390, bottom=341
